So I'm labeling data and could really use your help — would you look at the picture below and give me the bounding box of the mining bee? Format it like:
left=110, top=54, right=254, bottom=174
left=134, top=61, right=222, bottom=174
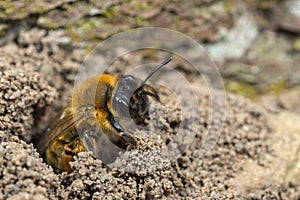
left=37, top=56, right=173, bottom=173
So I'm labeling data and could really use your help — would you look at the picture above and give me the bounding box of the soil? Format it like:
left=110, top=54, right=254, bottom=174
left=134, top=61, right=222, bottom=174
left=1, top=1, right=300, bottom=199
left=0, top=34, right=298, bottom=199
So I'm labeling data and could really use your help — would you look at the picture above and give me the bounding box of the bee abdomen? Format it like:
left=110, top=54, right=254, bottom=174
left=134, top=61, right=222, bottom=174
left=46, top=134, right=85, bottom=173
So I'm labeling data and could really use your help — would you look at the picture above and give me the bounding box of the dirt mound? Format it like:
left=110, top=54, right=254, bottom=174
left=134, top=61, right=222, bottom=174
left=1, top=31, right=299, bottom=199
left=0, top=136, right=63, bottom=200
left=0, top=44, right=57, bottom=142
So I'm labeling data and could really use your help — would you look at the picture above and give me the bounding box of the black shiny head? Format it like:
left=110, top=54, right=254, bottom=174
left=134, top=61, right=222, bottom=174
left=112, top=56, right=173, bottom=123
left=112, top=75, right=141, bottom=118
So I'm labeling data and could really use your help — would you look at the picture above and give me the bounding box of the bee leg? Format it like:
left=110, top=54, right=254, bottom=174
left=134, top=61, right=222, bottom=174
left=108, top=115, right=137, bottom=146
left=82, top=130, right=98, bottom=155
left=120, top=132, right=137, bottom=146
left=62, top=137, right=85, bottom=173
left=108, top=115, right=124, bottom=132
left=61, top=152, right=74, bottom=173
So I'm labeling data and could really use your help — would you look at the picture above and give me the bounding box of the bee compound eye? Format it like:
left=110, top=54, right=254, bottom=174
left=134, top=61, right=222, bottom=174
left=113, top=75, right=143, bottom=118
left=115, top=98, right=130, bottom=115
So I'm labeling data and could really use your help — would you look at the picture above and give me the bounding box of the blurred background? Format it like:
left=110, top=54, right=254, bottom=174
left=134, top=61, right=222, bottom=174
left=1, top=0, right=299, bottom=115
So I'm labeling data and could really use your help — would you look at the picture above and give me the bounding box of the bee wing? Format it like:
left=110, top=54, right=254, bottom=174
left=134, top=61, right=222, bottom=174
left=37, top=111, right=86, bottom=155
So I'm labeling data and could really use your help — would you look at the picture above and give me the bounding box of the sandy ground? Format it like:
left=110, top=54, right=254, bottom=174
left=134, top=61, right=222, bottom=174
left=0, top=1, right=300, bottom=199
left=0, top=29, right=299, bottom=199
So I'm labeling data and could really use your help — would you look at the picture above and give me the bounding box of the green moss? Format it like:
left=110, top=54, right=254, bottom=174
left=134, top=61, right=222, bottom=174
left=65, top=17, right=95, bottom=42
left=135, top=16, right=147, bottom=26
left=103, top=6, right=118, bottom=19
left=0, top=30, right=5, bottom=36
left=227, top=65, right=247, bottom=75
left=170, top=15, right=186, bottom=29
left=4, top=6, right=15, bottom=14
left=64, top=3, right=72, bottom=10
left=134, top=2, right=156, bottom=11
left=225, top=81, right=258, bottom=100
left=141, top=49, right=159, bottom=59
left=0, top=24, right=8, bottom=36
left=38, top=17, right=58, bottom=29
left=245, top=0, right=284, bottom=9
left=225, top=77, right=289, bottom=101
left=102, top=5, right=125, bottom=25
left=0, top=0, right=15, bottom=16
left=84, top=46, right=96, bottom=54
left=224, top=1, right=233, bottom=11
left=0, top=0, right=52, bottom=20
left=265, top=79, right=288, bottom=95
left=293, top=38, right=300, bottom=51
left=65, top=16, right=116, bottom=44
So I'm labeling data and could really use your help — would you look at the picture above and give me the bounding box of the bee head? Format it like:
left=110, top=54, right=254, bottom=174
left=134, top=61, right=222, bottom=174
left=112, top=56, right=172, bottom=123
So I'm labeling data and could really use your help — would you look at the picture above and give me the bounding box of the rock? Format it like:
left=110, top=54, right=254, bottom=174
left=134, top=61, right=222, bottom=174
left=245, top=30, right=297, bottom=89
left=278, top=88, right=300, bottom=114
left=37, top=1, right=91, bottom=29
left=272, top=0, right=300, bottom=33
left=0, top=0, right=78, bottom=21
left=205, top=10, right=258, bottom=64
left=120, top=0, right=163, bottom=19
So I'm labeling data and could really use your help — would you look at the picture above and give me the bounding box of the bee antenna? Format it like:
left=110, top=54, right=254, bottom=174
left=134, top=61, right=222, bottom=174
left=141, top=56, right=173, bottom=86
